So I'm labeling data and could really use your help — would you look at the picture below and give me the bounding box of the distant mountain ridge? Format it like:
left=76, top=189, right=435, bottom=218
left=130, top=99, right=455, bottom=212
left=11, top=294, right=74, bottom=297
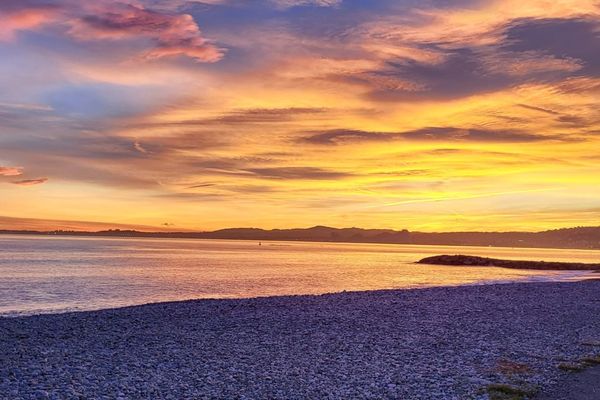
left=2, top=225, right=600, bottom=250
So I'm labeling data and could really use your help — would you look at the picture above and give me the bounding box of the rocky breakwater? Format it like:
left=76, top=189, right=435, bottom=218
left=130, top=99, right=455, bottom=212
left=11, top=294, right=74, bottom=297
left=418, top=254, right=600, bottom=271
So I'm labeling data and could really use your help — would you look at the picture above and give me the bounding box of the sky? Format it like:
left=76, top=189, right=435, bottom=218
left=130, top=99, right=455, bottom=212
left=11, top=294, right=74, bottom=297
left=1, top=0, right=600, bottom=232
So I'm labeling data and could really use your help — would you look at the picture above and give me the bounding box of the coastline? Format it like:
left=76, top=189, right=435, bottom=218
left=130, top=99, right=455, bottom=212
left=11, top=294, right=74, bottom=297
left=2, top=281, right=599, bottom=399
left=3, top=228, right=600, bottom=251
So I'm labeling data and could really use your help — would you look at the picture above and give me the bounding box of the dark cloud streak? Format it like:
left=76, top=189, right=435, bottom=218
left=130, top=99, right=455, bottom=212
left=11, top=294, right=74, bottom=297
left=243, top=167, right=353, bottom=180
left=12, top=177, right=48, bottom=186
left=302, top=126, right=570, bottom=145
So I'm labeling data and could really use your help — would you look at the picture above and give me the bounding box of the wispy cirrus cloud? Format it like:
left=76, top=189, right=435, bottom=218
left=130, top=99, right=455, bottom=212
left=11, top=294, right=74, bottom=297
left=128, top=108, right=330, bottom=129
left=272, top=0, right=342, bottom=8
left=243, top=167, right=353, bottom=180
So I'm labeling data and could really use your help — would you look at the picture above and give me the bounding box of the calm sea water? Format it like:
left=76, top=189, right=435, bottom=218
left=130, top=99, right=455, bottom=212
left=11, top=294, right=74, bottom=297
left=0, top=235, right=597, bottom=316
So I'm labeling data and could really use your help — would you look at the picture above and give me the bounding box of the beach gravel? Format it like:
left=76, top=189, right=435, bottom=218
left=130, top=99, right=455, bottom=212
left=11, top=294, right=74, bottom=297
left=1, top=281, right=600, bottom=399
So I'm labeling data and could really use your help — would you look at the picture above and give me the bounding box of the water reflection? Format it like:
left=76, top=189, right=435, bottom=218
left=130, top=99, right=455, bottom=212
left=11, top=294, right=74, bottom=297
left=0, top=235, right=597, bottom=315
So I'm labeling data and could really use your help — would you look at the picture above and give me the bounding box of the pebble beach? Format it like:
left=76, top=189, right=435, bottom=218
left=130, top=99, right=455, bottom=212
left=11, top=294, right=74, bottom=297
left=1, top=280, right=599, bottom=399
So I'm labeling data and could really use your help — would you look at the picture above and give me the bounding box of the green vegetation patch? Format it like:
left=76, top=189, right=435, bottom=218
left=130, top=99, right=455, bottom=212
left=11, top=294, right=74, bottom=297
left=485, top=383, right=538, bottom=400
left=581, top=355, right=600, bottom=365
left=581, top=340, right=600, bottom=347
left=558, top=362, right=586, bottom=372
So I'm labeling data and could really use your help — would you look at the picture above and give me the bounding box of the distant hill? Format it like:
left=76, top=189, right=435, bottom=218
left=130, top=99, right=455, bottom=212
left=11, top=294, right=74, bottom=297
left=2, top=225, right=600, bottom=250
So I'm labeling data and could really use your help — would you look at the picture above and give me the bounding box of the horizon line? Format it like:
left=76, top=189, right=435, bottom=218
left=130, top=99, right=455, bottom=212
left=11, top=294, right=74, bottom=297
left=2, top=223, right=599, bottom=235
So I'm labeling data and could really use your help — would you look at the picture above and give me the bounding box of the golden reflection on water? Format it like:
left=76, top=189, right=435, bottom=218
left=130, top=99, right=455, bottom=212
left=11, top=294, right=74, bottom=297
left=0, top=235, right=597, bottom=315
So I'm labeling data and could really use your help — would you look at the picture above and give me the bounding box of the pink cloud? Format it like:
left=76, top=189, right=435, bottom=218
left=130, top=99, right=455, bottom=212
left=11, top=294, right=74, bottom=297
left=12, top=177, right=48, bottom=186
left=0, top=6, right=59, bottom=41
left=0, top=1, right=222, bottom=62
left=67, top=3, right=223, bottom=62
left=0, top=166, right=24, bottom=176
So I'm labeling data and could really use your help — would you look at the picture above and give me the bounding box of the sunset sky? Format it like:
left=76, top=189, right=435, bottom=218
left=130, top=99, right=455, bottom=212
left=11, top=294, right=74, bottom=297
left=1, top=0, right=600, bottom=232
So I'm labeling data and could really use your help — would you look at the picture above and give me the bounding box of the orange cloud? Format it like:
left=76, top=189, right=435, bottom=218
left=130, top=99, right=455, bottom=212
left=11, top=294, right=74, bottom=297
left=3, top=0, right=600, bottom=232
left=0, top=166, right=23, bottom=176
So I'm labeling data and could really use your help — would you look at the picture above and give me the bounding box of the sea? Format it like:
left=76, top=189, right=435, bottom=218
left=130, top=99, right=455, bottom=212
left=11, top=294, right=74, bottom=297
left=0, top=234, right=597, bottom=316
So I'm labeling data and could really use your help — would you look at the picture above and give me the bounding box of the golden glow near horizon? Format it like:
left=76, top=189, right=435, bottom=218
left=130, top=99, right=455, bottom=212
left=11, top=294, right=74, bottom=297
left=1, top=0, right=600, bottom=232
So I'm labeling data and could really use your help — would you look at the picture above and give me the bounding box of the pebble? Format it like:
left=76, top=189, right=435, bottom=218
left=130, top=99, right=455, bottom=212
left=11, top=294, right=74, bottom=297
left=1, top=281, right=599, bottom=399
